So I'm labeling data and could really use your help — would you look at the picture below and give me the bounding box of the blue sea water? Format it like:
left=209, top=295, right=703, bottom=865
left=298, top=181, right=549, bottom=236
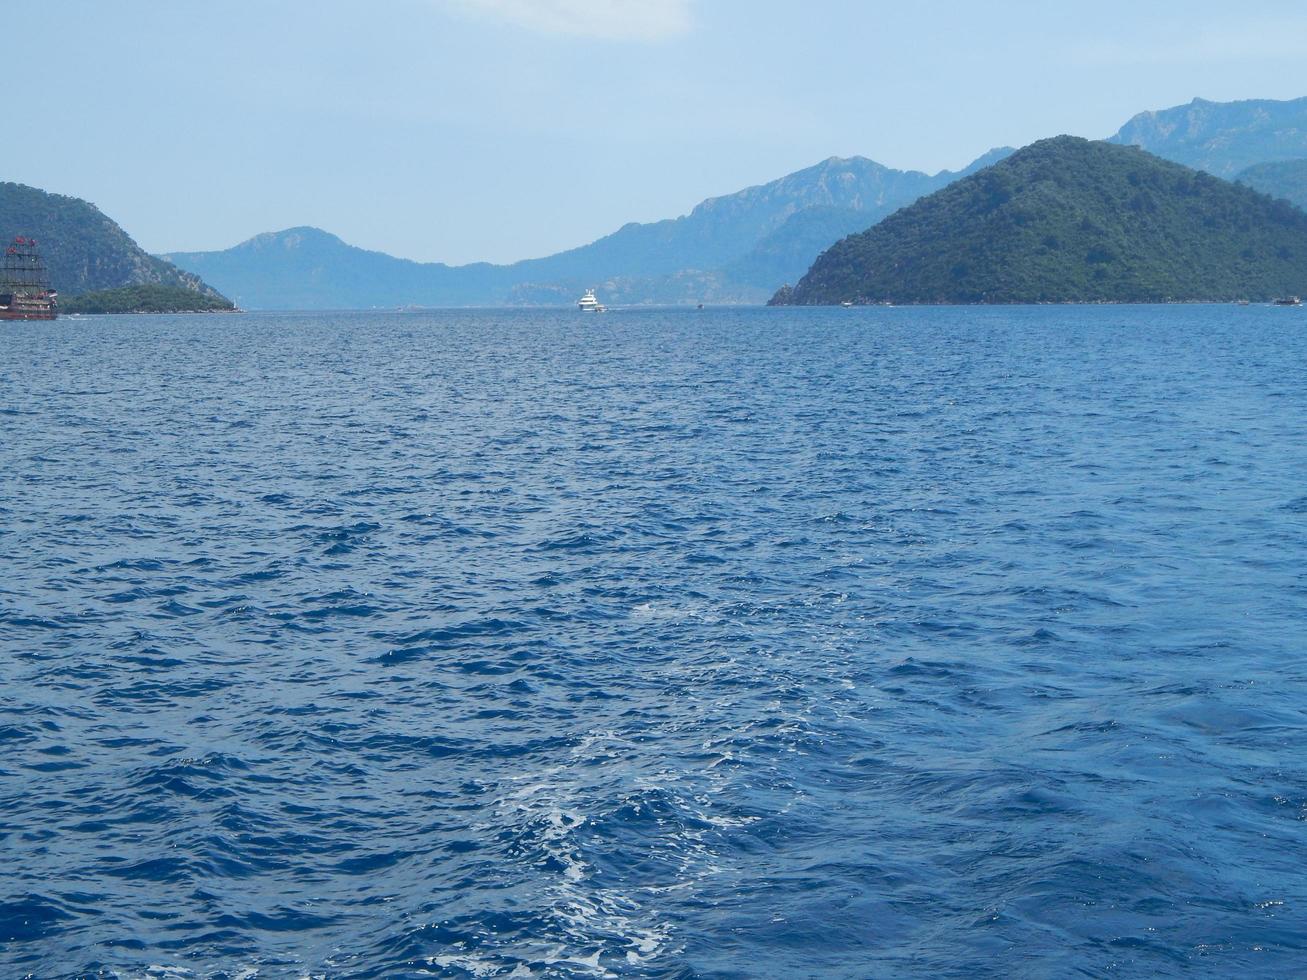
left=1, top=305, right=1305, bottom=978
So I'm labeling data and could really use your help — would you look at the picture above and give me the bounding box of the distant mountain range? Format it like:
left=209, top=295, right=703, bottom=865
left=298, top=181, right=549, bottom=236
left=1109, top=97, right=1307, bottom=177
left=157, top=95, right=1307, bottom=309
left=773, top=137, right=1307, bottom=305
left=18, top=95, right=1307, bottom=311
left=0, top=182, right=226, bottom=300
left=162, top=150, right=1013, bottom=309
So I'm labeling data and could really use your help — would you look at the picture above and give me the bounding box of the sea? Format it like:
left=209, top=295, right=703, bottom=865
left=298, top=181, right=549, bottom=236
left=1, top=305, right=1305, bottom=978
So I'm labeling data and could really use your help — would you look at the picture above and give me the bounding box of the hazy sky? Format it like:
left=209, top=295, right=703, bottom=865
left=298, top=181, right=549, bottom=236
left=10, top=1, right=1307, bottom=263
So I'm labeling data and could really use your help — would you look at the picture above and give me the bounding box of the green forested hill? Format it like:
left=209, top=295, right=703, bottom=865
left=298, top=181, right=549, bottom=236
left=0, top=182, right=227, bottom=299
left=775, top=137, right=1307, bottom=305
left=60, top=284, right=236, bottom=314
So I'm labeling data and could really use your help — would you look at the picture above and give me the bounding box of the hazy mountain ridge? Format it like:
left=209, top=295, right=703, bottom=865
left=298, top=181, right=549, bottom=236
left=727, top=147, right=1015, bottom=289
left=775, top=137, right=1307, bottom=305
left=163, top=227, right=504, bottom=309
left=0, top=182, right=226, bottom=299
left=1235, top=158, right=1307, bottom=211
left=163, top=150, right=1013, bottom=309
left=1109, top=97, right=1307, bottom=177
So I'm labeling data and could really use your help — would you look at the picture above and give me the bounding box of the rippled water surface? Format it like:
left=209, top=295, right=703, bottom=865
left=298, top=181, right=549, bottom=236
left=2, top=306, right=1306, bottom=978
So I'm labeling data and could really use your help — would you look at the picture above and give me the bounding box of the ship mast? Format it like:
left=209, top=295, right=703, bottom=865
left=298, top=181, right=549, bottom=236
left=2, top=237, right=51, bottom=293
left=0, top=236, right=58, bottom=319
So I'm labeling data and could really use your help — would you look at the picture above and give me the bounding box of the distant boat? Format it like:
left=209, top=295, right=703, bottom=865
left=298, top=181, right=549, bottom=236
left=840, top=300, right=854, bottom=308
left=1273, top=296, right=1303, bottom=306
left=578, top=288, right=607, bottom=312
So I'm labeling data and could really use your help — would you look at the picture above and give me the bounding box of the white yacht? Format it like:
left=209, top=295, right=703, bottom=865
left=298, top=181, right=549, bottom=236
left=578, top=288, right=607, bottom=312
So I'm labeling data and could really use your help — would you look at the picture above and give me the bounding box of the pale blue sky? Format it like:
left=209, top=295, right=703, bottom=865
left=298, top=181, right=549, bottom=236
left=10, top=1, right=1307, bottom=263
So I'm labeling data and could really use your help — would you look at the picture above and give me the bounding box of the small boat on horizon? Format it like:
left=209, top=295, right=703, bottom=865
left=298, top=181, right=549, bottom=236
left=1273, top=296, right=1303, bottom=306
left=578, top=288, right=607, bottom=313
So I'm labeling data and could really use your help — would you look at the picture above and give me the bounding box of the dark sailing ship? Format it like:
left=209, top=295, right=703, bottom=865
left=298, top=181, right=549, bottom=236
left=0, top=237, right=58, bottom=320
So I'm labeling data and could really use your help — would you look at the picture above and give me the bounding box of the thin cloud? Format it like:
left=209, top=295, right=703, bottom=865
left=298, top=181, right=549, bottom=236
left=444, top=0, right=695, bottom=41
